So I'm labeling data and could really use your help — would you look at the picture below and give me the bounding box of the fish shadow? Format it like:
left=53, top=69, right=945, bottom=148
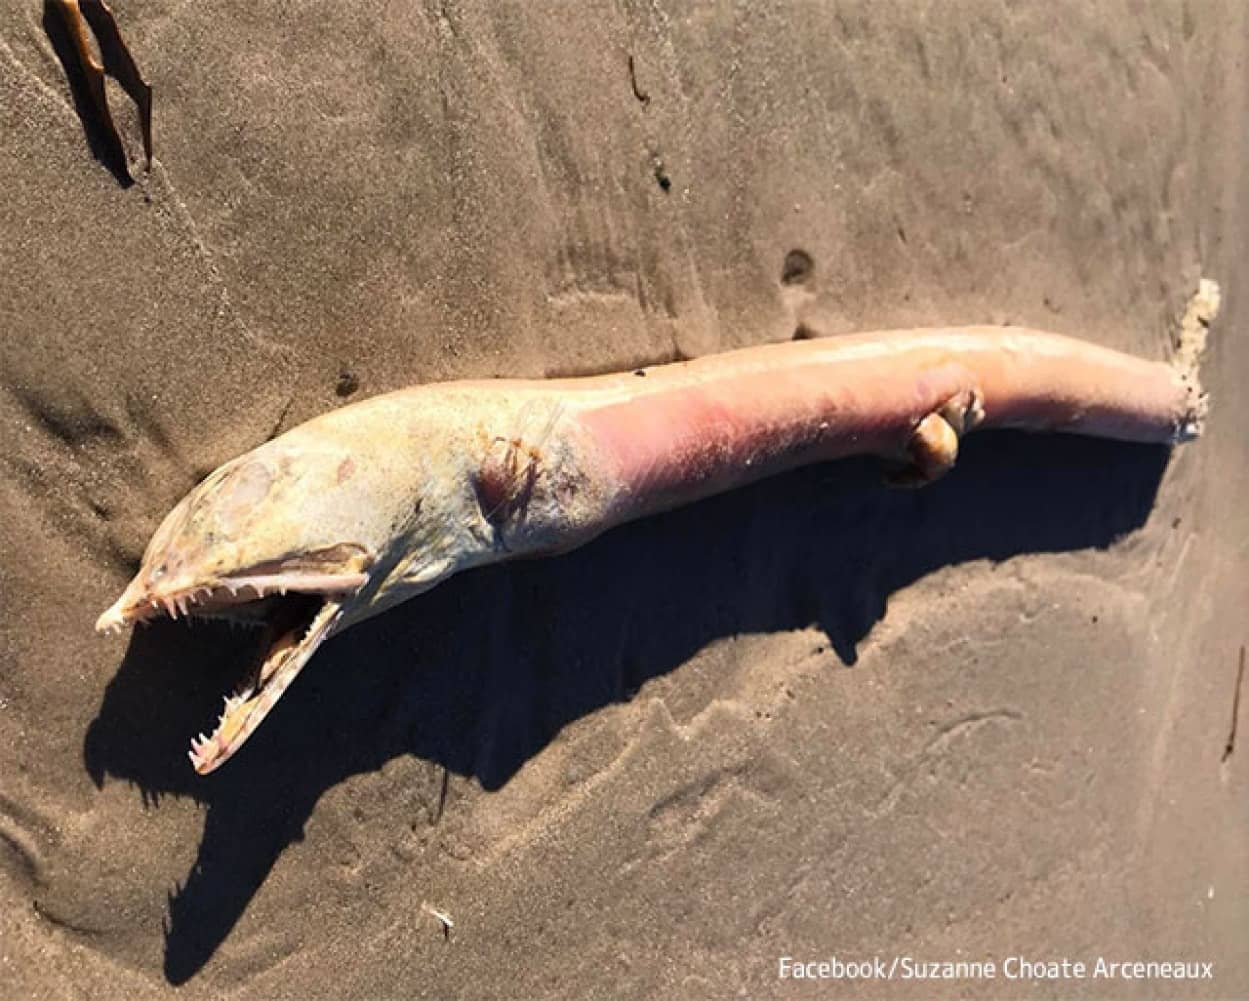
left=82, top=431, right=1170, bottom=983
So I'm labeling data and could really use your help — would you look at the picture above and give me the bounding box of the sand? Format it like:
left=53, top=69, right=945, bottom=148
left=1, top=1, right=1247, bottom=998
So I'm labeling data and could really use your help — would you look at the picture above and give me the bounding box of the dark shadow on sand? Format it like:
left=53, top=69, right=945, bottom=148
left=82, top=432, right=1171, bottom=983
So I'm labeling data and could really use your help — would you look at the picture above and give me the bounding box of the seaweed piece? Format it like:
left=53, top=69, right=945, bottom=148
left=48, top=0, right=152, bottom=179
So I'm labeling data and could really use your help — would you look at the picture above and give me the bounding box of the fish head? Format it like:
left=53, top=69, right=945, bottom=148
left=95, top=439, right=382, bottom=774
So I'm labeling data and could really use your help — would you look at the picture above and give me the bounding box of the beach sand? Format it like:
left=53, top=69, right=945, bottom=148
left=1, top=2, right=1246, bottom=997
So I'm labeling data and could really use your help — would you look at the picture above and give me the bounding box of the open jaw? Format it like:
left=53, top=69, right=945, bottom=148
left=95, top=569, right=367, bottom=774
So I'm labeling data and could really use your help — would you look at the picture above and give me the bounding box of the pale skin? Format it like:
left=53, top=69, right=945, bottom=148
left=96, top=282, right=1218, bottom=774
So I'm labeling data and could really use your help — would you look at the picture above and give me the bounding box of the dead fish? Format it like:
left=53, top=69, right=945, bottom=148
left=96, top=280, right=1219, bottom=774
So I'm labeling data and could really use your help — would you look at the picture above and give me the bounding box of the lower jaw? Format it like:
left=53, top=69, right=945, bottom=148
left=188, top=593, right=341, bottom=773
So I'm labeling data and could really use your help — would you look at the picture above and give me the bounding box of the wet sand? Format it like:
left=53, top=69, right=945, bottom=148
left=1, top=2, right=1246, bottom=997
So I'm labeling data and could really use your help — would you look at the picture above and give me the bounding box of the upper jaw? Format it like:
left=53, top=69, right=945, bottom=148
left=95, top=570, right=369, bottom=634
